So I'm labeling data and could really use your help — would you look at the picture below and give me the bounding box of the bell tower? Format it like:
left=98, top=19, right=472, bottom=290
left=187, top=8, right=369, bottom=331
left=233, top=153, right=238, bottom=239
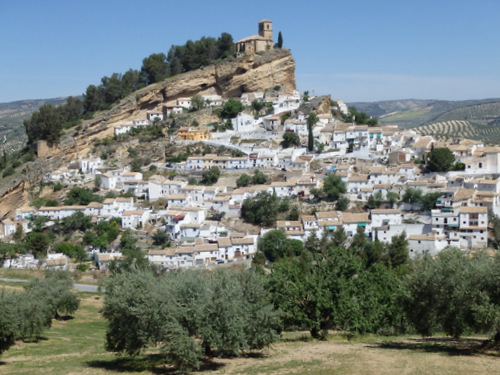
left=258, top=19, right=273, bottom=40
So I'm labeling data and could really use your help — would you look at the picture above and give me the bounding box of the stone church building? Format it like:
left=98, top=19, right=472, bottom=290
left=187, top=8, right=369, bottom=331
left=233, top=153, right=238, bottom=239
left=235, top=19, right=273, bottom=56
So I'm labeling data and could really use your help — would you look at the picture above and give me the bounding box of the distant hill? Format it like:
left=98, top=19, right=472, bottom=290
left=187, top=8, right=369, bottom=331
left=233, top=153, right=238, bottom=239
left=348, top=98, right=500, bottom=129
left=0, top=98, right=68, bottom=152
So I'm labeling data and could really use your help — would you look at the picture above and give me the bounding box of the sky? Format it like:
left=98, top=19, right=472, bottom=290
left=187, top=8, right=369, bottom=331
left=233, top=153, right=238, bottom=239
left=1, top=0, right=500, bottom=103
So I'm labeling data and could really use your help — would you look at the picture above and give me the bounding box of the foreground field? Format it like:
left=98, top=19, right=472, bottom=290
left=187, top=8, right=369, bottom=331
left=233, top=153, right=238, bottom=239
left=1, top=293, right=500, bottom=374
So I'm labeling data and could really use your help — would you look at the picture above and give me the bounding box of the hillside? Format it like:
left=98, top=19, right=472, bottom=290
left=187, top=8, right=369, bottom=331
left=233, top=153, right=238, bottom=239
left=413, top=120, right=500, bottom=144
left=0, top=98, right=67, bottom=152
left=0, top=49, right=296, bottom=219
left=349, top=98, right=500, bottom=129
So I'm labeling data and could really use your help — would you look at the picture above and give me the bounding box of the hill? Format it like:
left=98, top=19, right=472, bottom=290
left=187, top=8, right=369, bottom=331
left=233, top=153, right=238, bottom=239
left=0, top=98, right=67, bottom=152
left=0, top=49, right=296, bottom=219
left=349, top=98, right=500, bottom=129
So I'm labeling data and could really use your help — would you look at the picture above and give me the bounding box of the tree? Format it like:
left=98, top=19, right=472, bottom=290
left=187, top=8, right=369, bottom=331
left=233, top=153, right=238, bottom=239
left=274, top=31, right=283, bottom=49
left=102, top=267, right=280, bottom=372
left=241, top=192, right=279, bottom=227
left=191, top=94, right=204, bottom=111
left=322, top=174, right=347, bottom=201
left=0, top=291, right=18, bottom=355
left=401, top=248, right=500, bottom=339
left=23, top=104, right=64, bottom=145
left=282, top=132, right=301, bottom=148
left=140, top=53, right=169, bottom=85
left=268, top=245, right=402, bottom=339
left=251, top=99, right=265, bottom=116
left=216, top=32, right=234, bottom=58
left=236, top=173, right=251, bottom=187
left=251, top=169, right=268, bottom=184
left=421, top=192, right=443, bottom=211
left=201, top=166, right=220, bottom=185
left=0, top=241, right=17, bottom=265
left=24, top=270, right=80, bottom=320
left=82, top=84, right=103, bottom=113
left=402, top=187, right=423, bottom=204
left=152, top=229, right=169, bottom=246
left=335, top=195, right=350, bottom=211
left=65, top=187, right=102, bottom=205
left=307, top=113, right=317, bottom=151
left=343, top=107, right=379, bottom=126
left=258, top=229, right=301, bottom=262
left=386, top=232, right=409, bottom=270
left=387, top=191, right=399, bottom=208
left=426, top=147, right=455, bottom=172
left=25, top=232, right=50, bottom=258
left=220, top=98, right=243, bottom=119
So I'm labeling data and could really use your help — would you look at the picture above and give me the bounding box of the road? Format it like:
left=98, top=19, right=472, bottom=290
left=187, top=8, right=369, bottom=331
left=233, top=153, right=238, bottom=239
left=0, top=278, right=102, bottom=293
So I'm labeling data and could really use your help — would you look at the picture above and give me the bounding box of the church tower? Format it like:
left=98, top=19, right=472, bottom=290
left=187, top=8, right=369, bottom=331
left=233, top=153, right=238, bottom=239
left=258, top=19, right=273, bottom=41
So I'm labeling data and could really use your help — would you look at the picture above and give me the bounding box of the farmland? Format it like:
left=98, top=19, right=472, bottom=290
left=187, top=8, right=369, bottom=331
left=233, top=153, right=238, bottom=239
left=0, top=290, right=499, bottom=375
left=414, top=120, right=500, bottom=145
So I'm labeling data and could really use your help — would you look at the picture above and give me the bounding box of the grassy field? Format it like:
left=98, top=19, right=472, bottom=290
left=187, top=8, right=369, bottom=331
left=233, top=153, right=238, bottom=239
left=380, top=108, right=432, bottom=124
left=1, top=291, right=500, bottom=374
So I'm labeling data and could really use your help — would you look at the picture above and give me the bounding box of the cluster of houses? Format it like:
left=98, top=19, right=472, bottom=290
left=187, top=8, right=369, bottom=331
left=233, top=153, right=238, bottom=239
left=4, top=69, right=500, bottom=270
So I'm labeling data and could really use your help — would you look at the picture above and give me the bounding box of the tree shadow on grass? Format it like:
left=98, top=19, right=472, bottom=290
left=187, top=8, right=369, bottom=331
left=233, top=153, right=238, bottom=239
left=368, top=337, right=500, bottom=357
left=87, top=353, right=226, bottom=374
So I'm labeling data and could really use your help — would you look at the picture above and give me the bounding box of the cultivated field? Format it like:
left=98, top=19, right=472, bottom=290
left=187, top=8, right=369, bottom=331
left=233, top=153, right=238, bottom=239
left=414, top=120, right=500, bottom=144
left=1, top=291, right=499, bottom=375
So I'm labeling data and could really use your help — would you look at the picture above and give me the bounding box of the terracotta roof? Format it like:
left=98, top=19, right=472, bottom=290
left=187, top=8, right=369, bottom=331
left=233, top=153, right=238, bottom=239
left=218, top=238, right=233, bottom=247
left=454, top=188, right=476, bottom=202
left=459, top=206, right=488, bottom=214
left=371, top=209, right=401, bottom=214
left=341, top=212, right=371, bottom=223
left=231, top=237, right=255, bottom=245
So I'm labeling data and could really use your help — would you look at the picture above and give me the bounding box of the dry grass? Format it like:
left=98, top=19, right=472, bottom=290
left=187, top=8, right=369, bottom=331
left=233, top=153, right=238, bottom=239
left=1, top=295, right=500, bottom=375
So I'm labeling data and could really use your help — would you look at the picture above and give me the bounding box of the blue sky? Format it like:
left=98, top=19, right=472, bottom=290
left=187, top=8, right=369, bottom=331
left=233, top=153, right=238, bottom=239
left=1, top=0, right=499, bottom=103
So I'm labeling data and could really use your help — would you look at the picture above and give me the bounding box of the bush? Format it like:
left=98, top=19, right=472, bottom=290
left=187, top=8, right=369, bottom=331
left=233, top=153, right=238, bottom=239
left=2, top=167, right=14, bottom=178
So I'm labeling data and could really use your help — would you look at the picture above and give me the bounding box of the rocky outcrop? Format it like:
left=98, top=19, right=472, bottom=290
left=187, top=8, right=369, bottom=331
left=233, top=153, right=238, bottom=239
left=98, top=48, right=296, bottom=125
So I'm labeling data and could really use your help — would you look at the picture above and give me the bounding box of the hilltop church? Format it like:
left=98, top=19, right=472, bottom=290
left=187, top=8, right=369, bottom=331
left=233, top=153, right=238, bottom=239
left=235, top=19, right=273, bottom=56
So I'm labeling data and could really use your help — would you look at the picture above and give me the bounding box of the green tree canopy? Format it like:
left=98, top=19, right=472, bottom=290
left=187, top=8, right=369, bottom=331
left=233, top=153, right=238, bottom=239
left=140, top=53, right=169, bottom=85
left=401, top=248, right=500, bottom=339
left=236, top=173, right=251, bottom=187
left=102, top=267, right=280, bottom=372
left=201, top=166, right=221, bottom=185
left=322, top=174, right=347, bottom=201
left=426, top=147, right=456, bottom=172
left=307, top=113, right=318, bottom=151
left=241, top=191, right=279, bottom=227
left=220, top=98, right=244, bottom=119
left=282, top=132, right=301, bottom=148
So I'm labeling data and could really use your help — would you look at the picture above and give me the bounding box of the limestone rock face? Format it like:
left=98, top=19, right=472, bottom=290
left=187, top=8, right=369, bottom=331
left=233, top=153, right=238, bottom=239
left=110, top=49, right=296, bottom=124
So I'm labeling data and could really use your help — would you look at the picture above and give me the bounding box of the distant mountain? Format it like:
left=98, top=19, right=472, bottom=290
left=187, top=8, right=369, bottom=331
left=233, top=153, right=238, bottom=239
left=348, top=98, right=500, bottom=129
left=0, top=98, right=68, bottom=152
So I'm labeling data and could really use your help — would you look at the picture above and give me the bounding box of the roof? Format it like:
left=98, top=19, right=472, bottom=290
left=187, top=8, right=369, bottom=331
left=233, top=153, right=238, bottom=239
left=276, top=220, right=301, bottom=228
left=315, top=211, right=339, bottom=219
left=371, top=209, right=401, bottom=214
left=454, top=188, right=476, bottom=202
left=218, top=238, right=233, bottom=247
left=147, top=248, right=176, bottom=256
left=231, top=237, right=255, bottom=245
left=459, top=206, right=488, bottom=214
left=341, top=212, right=371, bottom=223
left=409, top=234, right=445, bottom=241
